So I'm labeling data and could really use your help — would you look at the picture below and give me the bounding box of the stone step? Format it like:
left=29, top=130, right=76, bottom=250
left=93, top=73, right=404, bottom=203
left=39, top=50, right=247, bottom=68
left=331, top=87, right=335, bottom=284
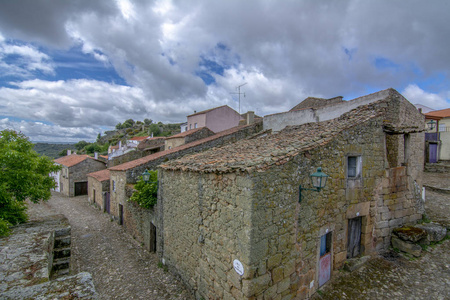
left=54, top=236, right=71, bottom=248
left=53, top=247, right=71, bottom=259
left=52, top=257, right=70, bottom=271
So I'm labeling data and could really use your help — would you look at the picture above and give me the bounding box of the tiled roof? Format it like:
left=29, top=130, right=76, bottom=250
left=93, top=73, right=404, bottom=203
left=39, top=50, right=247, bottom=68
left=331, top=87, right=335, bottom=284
left=160, top=102, right=385, bottom=173
left=87, top=169, right=110, bottom=182
left=129, top=136, right=149, bottom=141
left=54, top=154, right=91, bottom=167
left=109, top=123, right=257, bottom=171
left=166, top=127, right=205, bottom=139
left=110, top=145, right=119, bottom=150
left=425, top=108, right=450, bottom=118
left=187, top=105, right=229, bottom=117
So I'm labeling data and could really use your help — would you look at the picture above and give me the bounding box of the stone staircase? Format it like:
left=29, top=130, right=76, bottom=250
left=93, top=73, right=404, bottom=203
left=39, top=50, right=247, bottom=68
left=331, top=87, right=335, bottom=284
left=51, top=227, right=71, bottom=279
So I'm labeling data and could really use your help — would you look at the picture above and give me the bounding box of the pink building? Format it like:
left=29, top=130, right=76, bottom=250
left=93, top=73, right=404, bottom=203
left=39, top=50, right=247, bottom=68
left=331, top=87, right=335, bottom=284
left=187, top=105, right=242, bottom=133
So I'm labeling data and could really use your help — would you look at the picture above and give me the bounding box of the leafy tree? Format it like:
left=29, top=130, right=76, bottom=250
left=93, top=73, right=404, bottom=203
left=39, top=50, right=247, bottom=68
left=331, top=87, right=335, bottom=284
left=0, top=130, right=60, bottom=236
left=144, top=118, right=153, bottom=125
left=129, top=170, right=158, bottom=209
left=149, top=123, right=161, bottom=136
left=96, top=133, right=101, bottom=143
left=115, top=123, right=123, bottom=130
left=122, top=119, right=135, bottom=128
left=58, top=148, right=70, bottom=157
left=74, top=140, right=89, bottom=151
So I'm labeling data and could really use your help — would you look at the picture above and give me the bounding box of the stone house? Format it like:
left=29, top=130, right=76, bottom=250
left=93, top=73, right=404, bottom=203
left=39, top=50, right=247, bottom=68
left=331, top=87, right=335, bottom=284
left=425, top=108, right=450, bottom=162
left=187, top=105, right=243, bottom=133
left=87, top=169, right=111, bottom=213
left=107, top=121, right=263, bottom=251
left=54, top=154, right=106, bottom=197
left=165, top=127, right=214, bottom=150
left=157, top=89, right=425, bottom=299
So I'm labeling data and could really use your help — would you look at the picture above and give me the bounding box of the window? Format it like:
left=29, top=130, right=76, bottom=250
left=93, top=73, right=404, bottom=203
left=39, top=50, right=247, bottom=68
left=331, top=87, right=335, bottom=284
left=112, top=180, right=116, bottom=192
left=320, top=232, right=332, bottom=256
left=347, top=156, right=361, bottom=178
left=185, top=126, right=188, bottom=131
left=190, top=124, right=192, bottom=129
left=194, top=123, right=197, bottom=128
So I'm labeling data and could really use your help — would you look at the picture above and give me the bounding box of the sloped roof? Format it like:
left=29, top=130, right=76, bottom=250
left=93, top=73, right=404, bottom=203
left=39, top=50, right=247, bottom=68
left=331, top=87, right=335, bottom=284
left=290, top=96, right=344, bottom=111
left=160, top=101, right=386, bottom=174
left=129, top=136, right=149, bottom=141
left=109, top=123, right=257, bottom=171
left=187, top=105, right=233, bottom=117
left=425, top=108, right=450, bottom=118
left=87, top=169, right=110, bottom=182
left=166, top=127, right=207, bottom=139
left=54, top=154, right=91, bottom=167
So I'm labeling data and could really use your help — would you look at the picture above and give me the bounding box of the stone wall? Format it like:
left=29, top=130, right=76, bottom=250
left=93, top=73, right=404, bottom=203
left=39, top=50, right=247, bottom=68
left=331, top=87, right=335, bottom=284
left=108, top=148, right=161, bottom=167
left=159, top=111, right=424, bottom=299
left=59, top=166, right=70, bottom=197
left=439, top=131, right=450, bottom=160
left=67, top=159, right=106, bottom=197
left=264, top=88, right=393, bottom=132
left=88, top=177, right=109, bottom=211
left=158, top=170, right=254, bottom=299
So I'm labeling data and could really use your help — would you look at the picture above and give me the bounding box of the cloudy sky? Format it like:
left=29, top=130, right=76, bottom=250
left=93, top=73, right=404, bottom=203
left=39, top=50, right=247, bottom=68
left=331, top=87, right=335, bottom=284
left=0, top=0, right=449, bottom=142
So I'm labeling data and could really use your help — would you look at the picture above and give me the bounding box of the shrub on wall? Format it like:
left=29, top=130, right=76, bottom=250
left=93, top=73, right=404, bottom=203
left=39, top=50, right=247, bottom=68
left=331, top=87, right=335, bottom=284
left=129, top=170, right=158, bottom=209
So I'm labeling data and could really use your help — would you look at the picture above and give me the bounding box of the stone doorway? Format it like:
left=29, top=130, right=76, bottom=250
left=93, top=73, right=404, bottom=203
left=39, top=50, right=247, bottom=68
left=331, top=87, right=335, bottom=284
left=347, top=217, right=362, bottom=258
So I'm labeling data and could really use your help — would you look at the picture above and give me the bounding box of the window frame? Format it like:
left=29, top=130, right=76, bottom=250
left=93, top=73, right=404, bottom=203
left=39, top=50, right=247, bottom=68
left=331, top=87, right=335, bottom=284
left=347, top=155, right=362, bottom=179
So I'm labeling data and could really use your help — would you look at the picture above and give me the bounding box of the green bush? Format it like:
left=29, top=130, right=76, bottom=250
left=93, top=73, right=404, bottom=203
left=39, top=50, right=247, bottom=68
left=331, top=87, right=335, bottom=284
left=129, top=170, right=158, bottom=209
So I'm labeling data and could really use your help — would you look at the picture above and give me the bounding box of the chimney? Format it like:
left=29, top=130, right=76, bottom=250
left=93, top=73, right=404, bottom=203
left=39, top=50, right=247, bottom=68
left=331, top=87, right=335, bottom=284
left=246, top=111, right=255, bottom=125
left=67, top=149, right=71, bottom=156
left=94, top=152, right=98, bottom=159
left=418, top=108, right=423, bottom=113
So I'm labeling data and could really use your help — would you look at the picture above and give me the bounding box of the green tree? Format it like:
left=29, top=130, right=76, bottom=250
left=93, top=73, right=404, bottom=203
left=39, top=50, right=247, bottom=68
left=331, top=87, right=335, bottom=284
left=129, top=170, right=158, bottom=209
left=0, top=130, right=60, bottom=236
left=149, top=123, right=161, bottom=136
left=115, top=123, right=123, bottom=130
left=74, top=140, right=89, bottom=151
left=144, top=118, right=153, bottom=125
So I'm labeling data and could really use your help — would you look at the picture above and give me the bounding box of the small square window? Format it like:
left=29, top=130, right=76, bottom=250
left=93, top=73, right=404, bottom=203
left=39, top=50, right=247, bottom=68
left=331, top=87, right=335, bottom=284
left=347, top=156, right=361, bottom=178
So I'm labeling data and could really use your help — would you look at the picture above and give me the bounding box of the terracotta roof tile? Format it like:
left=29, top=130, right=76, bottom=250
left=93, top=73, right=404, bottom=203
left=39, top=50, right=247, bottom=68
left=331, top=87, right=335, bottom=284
left=160, top=102, right=387, bottom=173
left=425, top=108, right=450, bottom=118
left=109, top=123, right=257, bottom=171
left=87, top=169, right=110, bottom=182
left=166, top=127, right=205, bottom=139
left=54, top=154, right=91, bottom=167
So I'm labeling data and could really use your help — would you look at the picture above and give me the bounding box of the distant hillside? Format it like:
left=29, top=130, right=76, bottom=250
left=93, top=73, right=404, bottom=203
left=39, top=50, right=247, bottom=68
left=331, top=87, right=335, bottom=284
left=34, top=143, right=76, bottom=159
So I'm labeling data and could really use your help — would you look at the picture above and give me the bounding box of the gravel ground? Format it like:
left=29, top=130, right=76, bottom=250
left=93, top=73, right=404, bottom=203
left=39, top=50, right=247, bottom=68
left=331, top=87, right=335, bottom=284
left=28, top=194, right=193, bottom=300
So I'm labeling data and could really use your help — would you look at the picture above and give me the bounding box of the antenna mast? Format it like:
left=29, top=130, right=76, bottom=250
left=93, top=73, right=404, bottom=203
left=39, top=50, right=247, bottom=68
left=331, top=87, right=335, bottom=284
left=230, top=82, right=247, bottom=114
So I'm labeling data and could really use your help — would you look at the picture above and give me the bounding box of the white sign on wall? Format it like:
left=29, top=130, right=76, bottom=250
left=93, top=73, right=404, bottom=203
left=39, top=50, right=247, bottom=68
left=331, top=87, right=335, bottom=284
left=233, top=259, right=244, bottom=276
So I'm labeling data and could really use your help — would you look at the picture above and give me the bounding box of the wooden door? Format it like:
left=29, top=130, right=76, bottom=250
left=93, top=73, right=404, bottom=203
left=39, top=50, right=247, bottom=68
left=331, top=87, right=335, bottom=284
left=319, top=232, right=332, bottom=287
left=75, top=182, right=88, bottom=196
left=104, top=192, right=110, bottom=214
left=119, top=204, right=123, bottom=225
left=347, top=217, right=362, bottom=258
left=429, top=143, right=438, bottom=163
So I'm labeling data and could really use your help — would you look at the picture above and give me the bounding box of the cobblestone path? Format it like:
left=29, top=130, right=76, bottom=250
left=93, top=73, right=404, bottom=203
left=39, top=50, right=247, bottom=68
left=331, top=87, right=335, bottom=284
left=28, top=193, right=193, bottom=300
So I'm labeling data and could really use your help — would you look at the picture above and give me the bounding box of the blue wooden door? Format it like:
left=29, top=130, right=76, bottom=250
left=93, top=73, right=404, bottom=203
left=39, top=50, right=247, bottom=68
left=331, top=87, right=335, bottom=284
left=429, top=143, right=438, bottom=163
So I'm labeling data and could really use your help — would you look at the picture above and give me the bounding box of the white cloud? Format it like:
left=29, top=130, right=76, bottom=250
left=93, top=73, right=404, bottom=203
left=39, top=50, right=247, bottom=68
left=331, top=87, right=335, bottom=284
left=0, top=42, right=55, bottom=75
left=0, top=0, right=450, bottom=142
left=402, top=84, right=449, bottom=110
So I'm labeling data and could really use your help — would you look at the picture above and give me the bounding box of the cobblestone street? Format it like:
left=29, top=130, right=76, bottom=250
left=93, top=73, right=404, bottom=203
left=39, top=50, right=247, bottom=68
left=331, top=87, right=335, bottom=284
left=28, top=194, right=193, bottom=300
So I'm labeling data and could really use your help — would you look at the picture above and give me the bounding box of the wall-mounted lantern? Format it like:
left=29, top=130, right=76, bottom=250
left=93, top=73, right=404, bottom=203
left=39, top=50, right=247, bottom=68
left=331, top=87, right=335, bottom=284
left=427, top=120, right=436, bottom=131
left=142, top=169, right=151, bottom=183
left=299, top=167, right=329, bottom=203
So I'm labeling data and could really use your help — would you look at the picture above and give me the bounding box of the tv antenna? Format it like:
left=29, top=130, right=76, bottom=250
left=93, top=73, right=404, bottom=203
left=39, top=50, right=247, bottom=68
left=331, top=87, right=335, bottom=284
left=230, top=82, right=247, bottom=114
